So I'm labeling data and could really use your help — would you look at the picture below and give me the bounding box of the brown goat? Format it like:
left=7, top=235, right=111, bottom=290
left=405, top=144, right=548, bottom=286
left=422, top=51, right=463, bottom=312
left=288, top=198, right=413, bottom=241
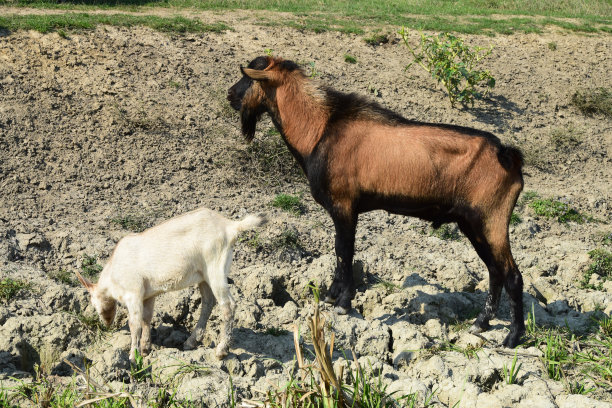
left=228, top=56, right=525, bottom=347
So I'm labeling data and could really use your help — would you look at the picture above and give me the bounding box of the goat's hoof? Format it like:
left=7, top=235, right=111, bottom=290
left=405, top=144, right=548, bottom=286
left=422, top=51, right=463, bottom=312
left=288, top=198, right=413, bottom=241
left=323, top=296, right=336, bottom=304
left=184, top=339, right=198, bottom=351
left=215, top=346, right=229, bottom=360
left=334, top=306, right=349, bottom=315
left=502, top=330, right=526, bottom=348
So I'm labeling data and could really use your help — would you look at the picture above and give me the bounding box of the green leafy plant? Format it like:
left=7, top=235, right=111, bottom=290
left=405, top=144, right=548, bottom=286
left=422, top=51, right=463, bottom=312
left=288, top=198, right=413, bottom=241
left=271, top=193, right=305, bottom=215
left=400, top=29, right=495, bottom=107
left=431, top=224, right=461, bottom=241
left=0, top=278, right=30, bottom=301
left=581, top=249, right=612, bottom=289
left=344, top=54, right=357, bottom=64
left=502, top=351, right=523, bottom=385
left=529, top=199, right=585, bottom=223
left=50, top=269, right=76, bottom=286
left=510, top=212, right=522, bottom=225
left=544, top=333, right=569, bottom=381
left=264, top=327, right=289, bottom=337
left=111, top=214, right=148, bottom=232
left=81, top=254, right=103, bottom=277
left=364, top=33, right=389, bottom=46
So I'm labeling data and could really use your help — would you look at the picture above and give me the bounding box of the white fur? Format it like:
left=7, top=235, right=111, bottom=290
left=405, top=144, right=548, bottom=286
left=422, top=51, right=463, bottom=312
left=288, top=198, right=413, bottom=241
left=78, top=207, right=265, bottom=361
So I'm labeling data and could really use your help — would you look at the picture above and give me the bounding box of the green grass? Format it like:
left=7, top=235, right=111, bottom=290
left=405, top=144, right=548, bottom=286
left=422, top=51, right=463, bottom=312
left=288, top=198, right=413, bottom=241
left=271, top=193, right=305, bottom=215
left=581, top=248, right=612, bottom=290
left=344, top=54, right=357, bottom=64
left=0, top=278, right=31, bottom=301
left=1, top=0, right=610, bottom=35
left=550, top=125, right=582, bottom=150
left=431, top=224, right=462, bottom=240
left=529, top=198, right=586, bottom=224
left=0, top=13, right=230, bottom=34
left=524, top=304, right=612, bottom=394
left=264, top=327, right=289, bottom=336
left=111, top=213, right=148, bottom=233
left=81, top=254, right=103, bottom=278
left=50, top=269, right=77, bottom=286
left=571, top=88, right=612, bottom=118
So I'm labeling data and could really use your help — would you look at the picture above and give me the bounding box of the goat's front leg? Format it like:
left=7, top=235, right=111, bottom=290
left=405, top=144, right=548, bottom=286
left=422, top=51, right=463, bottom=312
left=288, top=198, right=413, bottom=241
left=125, top=297, right=144, bottom=363
left=326, top=211, right=357, bottom=314
left=184, top=282, right=216, bottom=350
left=140, top=297, right=155, bottom=356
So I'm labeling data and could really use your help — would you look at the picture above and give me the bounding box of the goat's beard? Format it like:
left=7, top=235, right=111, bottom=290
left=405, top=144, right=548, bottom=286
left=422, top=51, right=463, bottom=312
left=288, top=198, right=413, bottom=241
left=241, top=104, right=266, bottom=142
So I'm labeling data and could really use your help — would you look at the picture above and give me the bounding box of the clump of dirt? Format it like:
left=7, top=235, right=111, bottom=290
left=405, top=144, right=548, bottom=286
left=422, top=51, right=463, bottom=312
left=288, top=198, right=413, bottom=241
left=0, top=18, right=610, bottom=407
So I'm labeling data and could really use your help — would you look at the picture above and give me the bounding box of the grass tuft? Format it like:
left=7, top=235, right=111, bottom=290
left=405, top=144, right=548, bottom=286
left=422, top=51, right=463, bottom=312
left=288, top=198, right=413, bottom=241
left=529, top=198, right=585, bottom=224
left=571, top=88, right=612, bottom=117
left=0, top=277, right=31, bottom=302
left=81, top=254, right=103, bottom=278
left=271, top=193, right=305, bottom=215
left=581, top=249, right=612, bottom=290
left=344, top=54, right=357, bottom=64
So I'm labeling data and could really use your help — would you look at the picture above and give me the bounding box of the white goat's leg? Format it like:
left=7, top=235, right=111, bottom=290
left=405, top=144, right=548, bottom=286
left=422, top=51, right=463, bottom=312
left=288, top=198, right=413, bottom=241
left=184, top=282, right=216, bottom=350
left=126, top=298, right=144, bottom=362
left=140, top=297, right=155, bottom=356
left=210, top=281, right=235, bottom=360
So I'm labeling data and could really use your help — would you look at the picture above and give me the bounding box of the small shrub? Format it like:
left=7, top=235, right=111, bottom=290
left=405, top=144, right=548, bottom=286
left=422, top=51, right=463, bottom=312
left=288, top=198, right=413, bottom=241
left=581, top=249, right=612, bottom=289
left=529, top=199, right=585, bottom=223
left=510, top=212, right=522, bottom=225
left=0, top=278, right=30, bottom=301
left=111, top=214, right=148, bottom=232
left=364, top=33, right=389, bottom=46
left=264, top=327, right=289, bottom=336
left=81, top=254, right=103, bottom=278
left=431, top=224, right=461, bottom=240
left=271, top=194, right=305, bottom=215
left=269, top=229, right=303, bottom=251
left=550, top=125, right=582, bottom=150
left=50, top=269, right=76, bottom=286
left=548, top=42, right=557, bottom=51
left=400, top=29, right=495, bottom=107
left=571, top=87, right=612, bottom=117
left=344, top=54, right=357, bottom=64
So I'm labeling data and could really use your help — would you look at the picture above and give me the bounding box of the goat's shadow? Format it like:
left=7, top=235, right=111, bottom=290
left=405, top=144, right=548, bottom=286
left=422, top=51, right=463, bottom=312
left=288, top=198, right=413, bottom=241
left=369, top=271, right=605, bottom=341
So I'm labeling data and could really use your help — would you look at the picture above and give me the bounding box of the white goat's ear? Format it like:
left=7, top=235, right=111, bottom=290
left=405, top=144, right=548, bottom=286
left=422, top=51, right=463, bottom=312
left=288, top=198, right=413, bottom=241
left=241, top=67, right=275, bottom=82
left=75, top=271, right=94, bottom=292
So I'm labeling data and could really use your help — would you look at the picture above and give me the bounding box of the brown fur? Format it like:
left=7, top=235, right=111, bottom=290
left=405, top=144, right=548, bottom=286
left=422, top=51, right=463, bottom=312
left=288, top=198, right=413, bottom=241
left=229, top=56, right=526, bottom=348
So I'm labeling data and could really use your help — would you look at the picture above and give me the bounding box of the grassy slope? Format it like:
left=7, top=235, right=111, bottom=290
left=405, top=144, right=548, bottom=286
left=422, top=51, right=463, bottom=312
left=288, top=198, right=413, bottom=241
left=0, top=0, right=611, bottom=34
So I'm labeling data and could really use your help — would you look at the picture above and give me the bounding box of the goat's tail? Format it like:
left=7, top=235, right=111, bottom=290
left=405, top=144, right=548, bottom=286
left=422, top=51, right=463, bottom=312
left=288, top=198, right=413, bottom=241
left=498, top=144, right=524, bottom=172
left=236, top=213, right=268, bottom=231
left=227, top=213, right=267, bottom=239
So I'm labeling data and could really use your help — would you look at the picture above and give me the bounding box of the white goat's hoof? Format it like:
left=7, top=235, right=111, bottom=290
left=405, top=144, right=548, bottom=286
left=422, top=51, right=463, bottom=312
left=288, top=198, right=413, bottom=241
left=334, top=306, right=349, bottom=315
left=215, top=346, right=229, bottom=360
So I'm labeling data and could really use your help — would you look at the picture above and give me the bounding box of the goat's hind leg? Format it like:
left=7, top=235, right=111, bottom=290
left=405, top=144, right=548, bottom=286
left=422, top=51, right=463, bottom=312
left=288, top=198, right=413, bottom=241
left=184, top=282, right=216, bottom=351
left=459, top=219, right=504, bottom=334
left=140, top=297, right=155, bottom=356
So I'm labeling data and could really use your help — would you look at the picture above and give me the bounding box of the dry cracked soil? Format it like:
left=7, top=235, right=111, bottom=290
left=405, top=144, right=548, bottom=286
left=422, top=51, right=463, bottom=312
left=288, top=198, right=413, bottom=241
left=0, top=10, right=611, bottom=407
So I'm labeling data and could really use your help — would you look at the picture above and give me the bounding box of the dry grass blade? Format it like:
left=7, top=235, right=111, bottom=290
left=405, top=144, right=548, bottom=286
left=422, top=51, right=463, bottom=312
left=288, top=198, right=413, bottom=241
left=63, top=358, right=139, bottom=407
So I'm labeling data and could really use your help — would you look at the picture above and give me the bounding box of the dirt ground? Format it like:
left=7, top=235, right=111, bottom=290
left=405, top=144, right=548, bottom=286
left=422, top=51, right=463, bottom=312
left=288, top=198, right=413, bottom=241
left=0, top=9, right=611, bottom=407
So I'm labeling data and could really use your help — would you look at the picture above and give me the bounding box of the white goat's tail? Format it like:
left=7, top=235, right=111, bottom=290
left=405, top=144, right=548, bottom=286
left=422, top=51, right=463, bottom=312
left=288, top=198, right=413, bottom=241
left=228, top=213, right=267, bottom=238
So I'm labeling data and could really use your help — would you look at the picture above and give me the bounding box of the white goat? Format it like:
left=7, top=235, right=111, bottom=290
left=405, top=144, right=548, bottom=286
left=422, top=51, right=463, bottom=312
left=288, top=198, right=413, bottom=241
left=76, top=207, right=266, bottom=361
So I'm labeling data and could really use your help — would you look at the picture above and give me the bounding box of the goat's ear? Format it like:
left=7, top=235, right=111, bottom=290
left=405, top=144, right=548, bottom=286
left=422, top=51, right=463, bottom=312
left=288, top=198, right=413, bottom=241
left=241, top=67, right=275, bottom=82
left=75, top=270, right=94, bottom=292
